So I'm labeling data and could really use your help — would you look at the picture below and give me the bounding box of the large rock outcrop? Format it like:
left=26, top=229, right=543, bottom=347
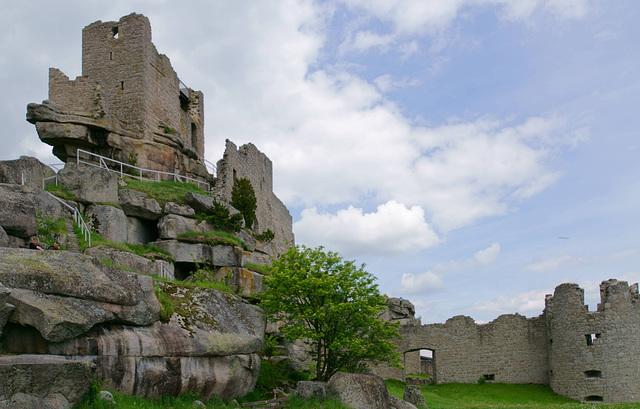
left=0, top=248, right=159, bottom=342
left=0, top=247, right=265, bottom=401
left=327, top=372, right=390, bottom=409
left=0, top=156, right=55, bottom=189
left=0, top=184, right=67, bottom=239
left=58, top=163, right=118, bottom=204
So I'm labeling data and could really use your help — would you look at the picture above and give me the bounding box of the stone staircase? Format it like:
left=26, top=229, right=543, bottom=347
left=65, top=219, right=80, bottom=252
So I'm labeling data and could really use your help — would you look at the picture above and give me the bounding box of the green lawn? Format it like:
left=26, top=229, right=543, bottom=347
left=387, top=380, right=640, bottom=409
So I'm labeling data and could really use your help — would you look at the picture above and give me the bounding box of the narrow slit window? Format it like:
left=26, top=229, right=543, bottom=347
left=121, top=81, right=124, bottom=90
left=109, top=52, right=113, bottom=61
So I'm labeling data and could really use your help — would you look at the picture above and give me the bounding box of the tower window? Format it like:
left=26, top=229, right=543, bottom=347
left=112, top=26, right=119, bottom=39
left=121, top=81, right=124, bottom=90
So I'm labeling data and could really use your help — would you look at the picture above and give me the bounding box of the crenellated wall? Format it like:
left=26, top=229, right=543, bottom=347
left=546, top=279, right=640, bottom=403
left=379, top=279, right=640, bottom=404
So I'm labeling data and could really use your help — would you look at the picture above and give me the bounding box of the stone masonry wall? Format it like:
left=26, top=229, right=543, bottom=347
left=392, top=314, right=549, bottom=384
left=546, top=280, right=640, bottom=403
left=214, top=140, right=294, bottom=257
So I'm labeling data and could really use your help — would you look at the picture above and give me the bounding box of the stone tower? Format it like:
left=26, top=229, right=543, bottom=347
left=545, top=279, right=640, bottom=403
left=28, top=13, right=209, bottom=181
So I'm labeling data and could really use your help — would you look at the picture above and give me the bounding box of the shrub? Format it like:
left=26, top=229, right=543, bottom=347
left=231, top=177, right=257, bottom=230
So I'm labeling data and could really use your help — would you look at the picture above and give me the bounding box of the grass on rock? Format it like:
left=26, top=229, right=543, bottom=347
left=178, top=230, right=249, bottom=250
left=119, top=179, right=210, bottom=205
left=74, top=224, right=173, bottom=261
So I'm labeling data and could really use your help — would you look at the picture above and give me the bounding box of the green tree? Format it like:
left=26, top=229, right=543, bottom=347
left=260, top=245, right=401, bottom=381
left=231, top=177, right=257, bottom=229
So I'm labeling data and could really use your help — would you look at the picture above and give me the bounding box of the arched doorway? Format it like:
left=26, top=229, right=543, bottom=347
left=403, top=348, right=436, bottom=383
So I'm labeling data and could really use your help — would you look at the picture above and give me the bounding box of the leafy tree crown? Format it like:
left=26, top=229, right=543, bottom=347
left=260, top=245, right=401, bottom=381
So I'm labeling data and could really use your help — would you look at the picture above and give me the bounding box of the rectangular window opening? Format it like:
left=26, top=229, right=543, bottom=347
left=112, top=26, right=119, bottom=39
left=483, top=374, right=495, bottom=381
left=585, top=370, right=602, bottom=378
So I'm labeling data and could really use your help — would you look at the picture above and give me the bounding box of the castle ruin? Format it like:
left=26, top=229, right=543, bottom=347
left=26, top=13, right=294, bottom=254
left=376, top=279, right=640, bottom=403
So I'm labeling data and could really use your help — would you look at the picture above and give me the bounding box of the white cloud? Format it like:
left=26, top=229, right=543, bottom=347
left=293, top=200, right=440, bottom=257
left=524, top=254, right=584, bottom=273
left=337, top=0, right=594, bottom=52
left=400, top=270, right=444, bottom=294
left=474, top=243, right=501, bottom=267
left=471, top=289, right=549, bottom=317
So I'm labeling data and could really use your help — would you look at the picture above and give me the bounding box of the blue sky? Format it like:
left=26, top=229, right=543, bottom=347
left=1, top=0, right=638, bottom=323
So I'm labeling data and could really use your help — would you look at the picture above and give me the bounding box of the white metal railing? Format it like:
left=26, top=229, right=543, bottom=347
left=76, top=149, right=211, bottom=192
left=159, top=261, right=173, bottom=280
left=198, top=155, right=217, bottom=177
left=44, top=191, right=91, bottom=248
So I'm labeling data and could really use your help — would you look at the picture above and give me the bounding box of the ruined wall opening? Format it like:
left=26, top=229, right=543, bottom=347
left=585, top=333, right=601, bottom=346
left=482, top=374, right=496, bottom=382
left=191, top=123, right=197, bottom=149
left=112, top=26, right=119, bottom=39
left=585, top=395, right=604, bottom=402
left=404, top=348, right=435, bottom=383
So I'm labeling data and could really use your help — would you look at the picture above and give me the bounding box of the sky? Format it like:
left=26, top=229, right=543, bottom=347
left=1, top=0, right=639, bottom=324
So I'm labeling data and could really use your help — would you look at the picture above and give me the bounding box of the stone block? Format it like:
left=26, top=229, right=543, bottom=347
left=86, top=204, right=127, bottom=243
left=59, top=163, right=118, bottom=204
left=164, top=202, right=195, bottom=217
left=119, top=189, right=162, bottom=220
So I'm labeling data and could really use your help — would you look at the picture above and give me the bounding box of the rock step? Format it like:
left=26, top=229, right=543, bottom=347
left=65, top=219, right=80, bottom=252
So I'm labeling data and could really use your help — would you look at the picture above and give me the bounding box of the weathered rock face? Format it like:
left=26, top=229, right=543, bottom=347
left=0, top=248, right=160, bottom=342
left=389, top=395, right=419, bottom=409
left=158, top=214, right=211, bottom=240
left=119, top=189, right=162, bottom=220
left=327, top=372, right=390, bottom=409
left=84, top=245, right=167, bottom=277
left=151, top=240, right=244, bottom=266
left=0, top=354, right=96, bottom=409
left=296, top=381, right=327, bottom=400
left=403, top=385, right=426, bottom=408
left=184, top=191, right=216, bottom=214
left=0, top=184, right=38, bottom=239
left=0, top=156, right=55, bottom=188
left=216, top=267, right=264, bottom=297
left=0, top=248, right=265, bottom=401
left=0, top=283, right=15, bottom=338
left=379, top=297, right=420, bottom=326
left=85, top=204, right=127, bottom=243
left=58, top=163, right=118, bottom=204
left=164, top=202, right=196, bottom=217
left=0, top=227, right=8, bottom=248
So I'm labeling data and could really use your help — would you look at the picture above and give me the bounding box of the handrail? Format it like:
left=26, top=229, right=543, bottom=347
left=76, top=149, right=211, bottom=192
left=159, top=261, right=173, bottom=281
left=42, top=174, right=58, bottom=189
left=44, top=191, right=91, bottom=248
left=199, top=155, right=217, bottom=177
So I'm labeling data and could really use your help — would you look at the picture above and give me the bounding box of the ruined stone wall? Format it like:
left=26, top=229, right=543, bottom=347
left=546, top=280, right=640, bottom=403
left=48, top=69, right=101, bottom=116
left=397, top=315, right=548, bottom=384
left=374, top=309, right=549, bottom=385
left=82, top=13, right=150, bottom=137
left=214, top=140, right=294, bottom=256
